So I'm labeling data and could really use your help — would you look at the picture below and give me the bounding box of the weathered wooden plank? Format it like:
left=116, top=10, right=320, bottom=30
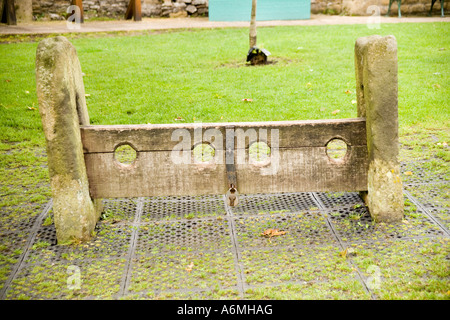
left=85, top=151, right=228, bottom=198
left=80, top=118, right=367, bottom=153
left=236, top=146, right=368, bottom=194
left=85, top=145, right=368, bottom=198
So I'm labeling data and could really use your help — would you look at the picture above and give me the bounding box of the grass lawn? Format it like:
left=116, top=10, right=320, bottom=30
left=0, top=22, right=449, bottom=300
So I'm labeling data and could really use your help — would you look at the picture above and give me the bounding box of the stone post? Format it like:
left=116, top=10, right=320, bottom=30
left=36, top=36, right=102, bottom=243
left=355, top=35, right=404, bottom=222
left=14, top=0, right=32, bottom=22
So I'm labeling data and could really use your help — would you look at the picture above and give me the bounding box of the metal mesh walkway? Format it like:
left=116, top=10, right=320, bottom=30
left=0, top=160, right=448, bottom=299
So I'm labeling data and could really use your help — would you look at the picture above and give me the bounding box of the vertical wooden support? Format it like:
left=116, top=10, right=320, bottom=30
left=355, top=35, right=404, bottom=222
left=1, top=0, right=17, bottom=25
left=71, top=0, right=84, bottom=23
left=36, top=36, right=102, bottom=243
left=125, top=0, right=142, bottom=21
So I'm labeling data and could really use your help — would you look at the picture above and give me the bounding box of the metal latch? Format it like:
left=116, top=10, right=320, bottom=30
left=225, top=126, right=239, bottom=207
left=226, top=184, right=239, bottom=207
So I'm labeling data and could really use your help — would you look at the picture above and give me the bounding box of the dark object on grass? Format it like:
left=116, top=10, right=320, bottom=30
left=246, top=47, right=271, bottom=66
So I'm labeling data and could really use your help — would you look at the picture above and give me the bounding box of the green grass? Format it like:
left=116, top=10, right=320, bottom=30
left=1, top=23, right=449, bottom=148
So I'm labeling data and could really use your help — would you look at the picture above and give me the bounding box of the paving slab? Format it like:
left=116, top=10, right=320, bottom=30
left=0, top=14, right=448, bottom=35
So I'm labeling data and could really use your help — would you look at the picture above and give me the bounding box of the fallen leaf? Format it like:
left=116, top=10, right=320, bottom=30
left=434, top=84, right=441, bottom=89
left=261, top=228, right=287, bottom=238
left=185, top=262, right=194, bottom=273
left=442, top=142, right=448, bottom=147
left=5, top=79, right=11, bottom=82
left=174, top=116, right=185, bottom=121
left=345, top=89, right=352, bottom=94
left=242, top=98, right=253, bottom=102
left=220, top=116, right=224, bottom=120
left=85, top=94, right=90, bottom=97
left=404, top=171, right=413, bottom=176
left=351, top=99, right=357, bottom=104
left=332, top=109, right=340, bottom=115
left=27, top=106, right=37, bottom=110
left=340, top=247, right=356, bottom=258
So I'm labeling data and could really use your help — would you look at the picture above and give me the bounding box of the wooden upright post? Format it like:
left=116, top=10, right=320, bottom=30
left=1, top=0, right=17, bottom=25
left=71, top=0, right=84, bottom=23
left=125, top=0, right=142, bottom=21
left=355, top=35, right=404, bottom=222
left=36, top=36, right=102, bottom=243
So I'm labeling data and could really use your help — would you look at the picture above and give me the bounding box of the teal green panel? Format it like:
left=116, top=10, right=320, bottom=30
left=209, top=0, right=311, bottom=21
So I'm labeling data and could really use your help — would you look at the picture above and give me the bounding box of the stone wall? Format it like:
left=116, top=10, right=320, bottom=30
left=311, top=0, right=448, bottom=16
left=31, top=0, right=447, bottom=20
left=32, top=0, right=209, bottom=20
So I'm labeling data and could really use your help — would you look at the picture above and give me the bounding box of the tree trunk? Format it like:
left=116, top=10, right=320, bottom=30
left=249, top=0, right=257, bottom=48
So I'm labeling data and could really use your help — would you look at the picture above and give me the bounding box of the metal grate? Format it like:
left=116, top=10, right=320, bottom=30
left=1, top=163, right=449, bottom=299
left=231, top=192, right=318, bottom=215
left=135, top=218, right=232, bottom=254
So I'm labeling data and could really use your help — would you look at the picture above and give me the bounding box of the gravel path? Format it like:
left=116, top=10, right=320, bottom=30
left=0, top=14, right=448, bottom=35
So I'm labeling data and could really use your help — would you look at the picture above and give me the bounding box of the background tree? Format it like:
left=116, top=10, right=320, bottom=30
left=247, top=0, right=270, bottom=65
left=249, top=0, right=257, bottom=48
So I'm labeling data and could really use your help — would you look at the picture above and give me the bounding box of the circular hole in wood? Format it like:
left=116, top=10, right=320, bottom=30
left=193, top=143, right=215, bottom=163
left=326, top=138, right=348, bottom=162
left=249, top=141, right=271, bottom=163
left=114, top=143, right=137, bottom=165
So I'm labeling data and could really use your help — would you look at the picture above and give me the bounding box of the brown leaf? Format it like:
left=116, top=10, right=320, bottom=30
left=345, top=90, right=352, bottom=94
left=242, top=98, right=253, bottom=102
left=5, top=79, right=11, bottom=82
left=261, top=228, right=287, bottom=238
left=332, top=109, right=340, bottom=115
left=185, top=262, right=194, bottom=273
left=340, top=247, right=356, bottom=258
left=27, top=106, right=37, bottom=111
